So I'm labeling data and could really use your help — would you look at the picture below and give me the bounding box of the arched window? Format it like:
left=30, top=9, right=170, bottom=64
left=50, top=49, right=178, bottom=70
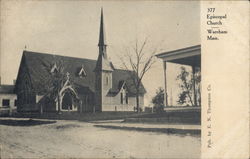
left=120, top=93, right=123, bottom=104
left=79, top=65, right=87, bottom=78
left=106, top=76, right=109, bottom=85
left=50, top=63, right=58, bottom=73
left=125, top=93, right=129, bottom=104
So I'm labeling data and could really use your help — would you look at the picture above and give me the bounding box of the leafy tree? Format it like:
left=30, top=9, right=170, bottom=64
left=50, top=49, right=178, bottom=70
left=152, top=87, right=164, bottom=107
left=152, top=87, right=164, bottom=113
left=195, top=68, right=201, bottom=106
left=176, top=66, right=201, bottom=106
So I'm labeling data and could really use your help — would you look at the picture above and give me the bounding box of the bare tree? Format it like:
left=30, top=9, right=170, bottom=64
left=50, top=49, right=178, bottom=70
left=119, top=38, right=158, bottom=113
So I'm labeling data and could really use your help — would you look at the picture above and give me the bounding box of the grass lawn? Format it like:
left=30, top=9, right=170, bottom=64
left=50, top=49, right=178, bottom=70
left=8, top=107, right=201, bottom=125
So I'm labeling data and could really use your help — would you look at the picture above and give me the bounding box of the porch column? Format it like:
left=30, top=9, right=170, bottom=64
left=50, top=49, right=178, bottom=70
left=163, top=61, right=168, bottom=106
left=192, top=65, right=197, bottom=106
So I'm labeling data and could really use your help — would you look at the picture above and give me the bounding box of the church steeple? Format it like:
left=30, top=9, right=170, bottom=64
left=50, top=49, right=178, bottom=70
left=94, top=8, right=113, bottom=112
left=98, top=8, right=107, bottom=47
left=98, top=8, right=107, bottom=59
left=94, top=8, right=113, bottom=72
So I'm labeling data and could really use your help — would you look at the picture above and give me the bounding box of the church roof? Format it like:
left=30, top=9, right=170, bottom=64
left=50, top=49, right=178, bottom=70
left=15, top=51, right=146, bottom=96
left=109, top=69, right=146, bottom=96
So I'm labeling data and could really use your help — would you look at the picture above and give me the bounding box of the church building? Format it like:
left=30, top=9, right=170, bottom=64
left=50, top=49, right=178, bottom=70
left=14, top=9, right=146, bottom=113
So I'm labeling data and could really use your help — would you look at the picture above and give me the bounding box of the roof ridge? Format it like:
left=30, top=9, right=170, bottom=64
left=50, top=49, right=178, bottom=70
left=114, top=68, right=134, bottom=72
left=23, top=50, right=97, bottom=62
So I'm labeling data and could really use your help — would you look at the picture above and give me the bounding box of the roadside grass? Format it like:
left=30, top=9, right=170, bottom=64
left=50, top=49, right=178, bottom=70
left=0, top=118, right=56, bottom=126
left=12, top=111, right=148, bottom=121
left=94, top=125, right=201, bottom=137
left=4, top=108, right=200, bottom=125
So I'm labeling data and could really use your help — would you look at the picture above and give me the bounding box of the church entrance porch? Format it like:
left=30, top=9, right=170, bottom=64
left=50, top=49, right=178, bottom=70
left=62, top=92, right=73, bottom=111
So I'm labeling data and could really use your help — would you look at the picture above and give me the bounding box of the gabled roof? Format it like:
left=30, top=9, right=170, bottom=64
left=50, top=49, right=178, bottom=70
left=15, top=51, right=146, bottom=96
left=0, top=85, right=15, bottom=94
left=109, top=69, right=146, bottom=96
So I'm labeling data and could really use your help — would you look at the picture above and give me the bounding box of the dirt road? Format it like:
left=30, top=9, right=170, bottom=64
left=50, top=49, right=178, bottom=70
left=0, top=118, right=200, bottom=158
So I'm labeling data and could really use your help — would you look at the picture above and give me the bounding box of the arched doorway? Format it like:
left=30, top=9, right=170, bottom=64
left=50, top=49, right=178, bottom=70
left=62, top=92, right=73, bottom=110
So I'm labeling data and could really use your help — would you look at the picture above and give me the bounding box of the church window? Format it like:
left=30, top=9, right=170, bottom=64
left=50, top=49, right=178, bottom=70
left=106, top=76, right=109, bottom=85
left=125, top=93, right=128, bottom=104
left=50, top=63, right=58, bottom=73
left=120, top=93, right=123, bottom=104
left=79, top=65, right=87, bottom=78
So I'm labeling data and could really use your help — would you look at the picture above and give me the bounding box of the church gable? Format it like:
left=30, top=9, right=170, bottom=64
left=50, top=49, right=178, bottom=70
left=108, top=69, right=146, bottom=96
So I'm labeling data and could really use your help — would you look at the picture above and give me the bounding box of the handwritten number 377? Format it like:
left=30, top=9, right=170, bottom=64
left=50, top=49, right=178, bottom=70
left=208, top=8, right=215, bottom=13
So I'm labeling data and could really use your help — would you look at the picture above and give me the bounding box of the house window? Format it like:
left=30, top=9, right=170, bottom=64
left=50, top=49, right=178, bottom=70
left=120, top=93, right=123, bottom=104
left=125, top=93, right=128, bottom=104
left=14, top=100, right=17, bottom=106
left=2, top=99, right=10, bottom=107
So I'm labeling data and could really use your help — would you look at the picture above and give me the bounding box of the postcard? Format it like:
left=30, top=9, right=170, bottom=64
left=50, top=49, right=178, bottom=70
left=0, top=0, right=248, bottom=158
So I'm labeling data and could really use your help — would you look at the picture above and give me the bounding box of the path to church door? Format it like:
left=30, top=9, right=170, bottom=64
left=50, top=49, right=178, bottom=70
left=62, top=92, right=73, bottom=110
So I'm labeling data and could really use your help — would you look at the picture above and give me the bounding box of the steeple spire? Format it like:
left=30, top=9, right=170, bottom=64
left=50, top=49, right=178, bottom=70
left=98, top=8, right=107, bottom=47
left=94, top=8, right=113, bottom=72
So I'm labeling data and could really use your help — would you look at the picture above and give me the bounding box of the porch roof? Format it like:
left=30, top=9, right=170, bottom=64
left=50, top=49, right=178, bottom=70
left=156, top=45, right=201, bottom=67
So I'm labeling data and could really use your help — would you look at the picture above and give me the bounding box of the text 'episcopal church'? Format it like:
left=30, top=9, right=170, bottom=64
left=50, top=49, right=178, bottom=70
left=14, top=9, right=146, bottom=113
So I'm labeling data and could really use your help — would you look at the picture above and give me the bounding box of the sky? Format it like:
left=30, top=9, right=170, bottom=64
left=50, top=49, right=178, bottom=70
left=0, top=0, right=200, bottom=106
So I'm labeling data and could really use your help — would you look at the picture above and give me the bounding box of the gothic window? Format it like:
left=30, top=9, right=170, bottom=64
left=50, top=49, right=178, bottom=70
left=120, top=93, right=123, bottom=104
left=125, top=93, right=128, bottom=104
left=106, top=76, right=109, bottom=85
left=79, top=65, right=87, bottom=78
left=51, top=63, right=58, bottom=73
